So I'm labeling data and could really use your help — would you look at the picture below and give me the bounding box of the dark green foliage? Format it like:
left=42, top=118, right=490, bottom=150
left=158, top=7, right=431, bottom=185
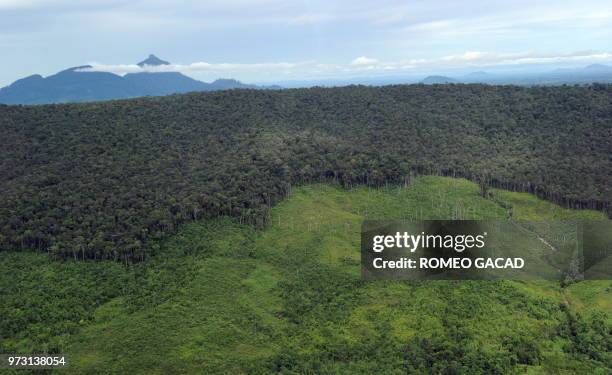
left=0, top=219, right=243, bottom=355
left=0, top=252, right=131, bottom=353
left=503, top=336, right=541, bottom=365
left=404, top=336, right=512, bottom=374
left=559, top=311, right=611, bottom=364
left=1, top=84, right=611, bottom=261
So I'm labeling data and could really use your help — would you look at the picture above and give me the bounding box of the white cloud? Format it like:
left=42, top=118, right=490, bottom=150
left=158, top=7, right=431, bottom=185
left=350, top=56, right=379, bottom=67
left=0, top=0, right=129, bottom=11
left=353, top=50, right=612, bottom=72
left=76, top=50, right=612, bottom=82
left=401, top=6, right=612, bottom=39
left=431, top=50, right=612, bottom=66
left=79, top=61, right=314, bottom=76
left=0, top=0, right=28, bottom=9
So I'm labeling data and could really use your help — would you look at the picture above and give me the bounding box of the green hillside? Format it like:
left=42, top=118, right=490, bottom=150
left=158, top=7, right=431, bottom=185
left=2, top=84, right=612, bottom=262
left=1, top=176, right=610, bottom=374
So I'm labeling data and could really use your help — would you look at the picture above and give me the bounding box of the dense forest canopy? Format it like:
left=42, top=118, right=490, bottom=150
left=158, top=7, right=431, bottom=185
left=0, top=84, right=611, bottom=261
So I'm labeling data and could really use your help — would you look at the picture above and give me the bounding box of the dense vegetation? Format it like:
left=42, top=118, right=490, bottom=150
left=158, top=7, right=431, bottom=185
left=1, top=177, right=609, bottom=374
left=1, top=84, right=611, bottom=261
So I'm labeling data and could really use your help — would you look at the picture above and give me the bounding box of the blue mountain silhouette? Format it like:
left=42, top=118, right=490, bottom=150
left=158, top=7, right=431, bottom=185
left=0, top=55, right=274, bottom=104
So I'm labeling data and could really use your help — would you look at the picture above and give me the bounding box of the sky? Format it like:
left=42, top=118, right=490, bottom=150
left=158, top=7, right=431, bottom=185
left=2, top=0, right=612, bottom=86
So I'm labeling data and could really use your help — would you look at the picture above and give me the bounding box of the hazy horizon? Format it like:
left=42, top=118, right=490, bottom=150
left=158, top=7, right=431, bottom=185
left=2, top=0, right=612, bottom=86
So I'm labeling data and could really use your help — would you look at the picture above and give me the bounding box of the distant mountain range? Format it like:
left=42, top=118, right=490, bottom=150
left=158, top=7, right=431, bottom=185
left=420, top=75, right=458, bottom=84
left=418, top=64, right=612, bottom=86
left=4, top=56, right=612, bottom=104
left=0, top=55, right=279, bottom=105
left=277, top=64, right=612, bottom=88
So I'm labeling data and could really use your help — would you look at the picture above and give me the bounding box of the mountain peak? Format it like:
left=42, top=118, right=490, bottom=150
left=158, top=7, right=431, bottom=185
left=137, top=54, right=170, bottom=67
left=584, top=64, right=611, bottom=71
left=421, top=75, right=458, bottom=84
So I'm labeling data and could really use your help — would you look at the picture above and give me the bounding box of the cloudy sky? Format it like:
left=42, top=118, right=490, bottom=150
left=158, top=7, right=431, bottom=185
left=2, top=0, right=612, bottom=85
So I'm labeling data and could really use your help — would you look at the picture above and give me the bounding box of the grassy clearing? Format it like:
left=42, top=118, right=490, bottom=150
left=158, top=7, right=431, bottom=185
left=1, top=176, right=609, bottom=374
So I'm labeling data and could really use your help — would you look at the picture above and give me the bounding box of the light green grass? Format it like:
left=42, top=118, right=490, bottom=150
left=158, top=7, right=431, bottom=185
left=491, top=189, right=607, bottom=220
left=1, top=176, right=609, bottom=374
